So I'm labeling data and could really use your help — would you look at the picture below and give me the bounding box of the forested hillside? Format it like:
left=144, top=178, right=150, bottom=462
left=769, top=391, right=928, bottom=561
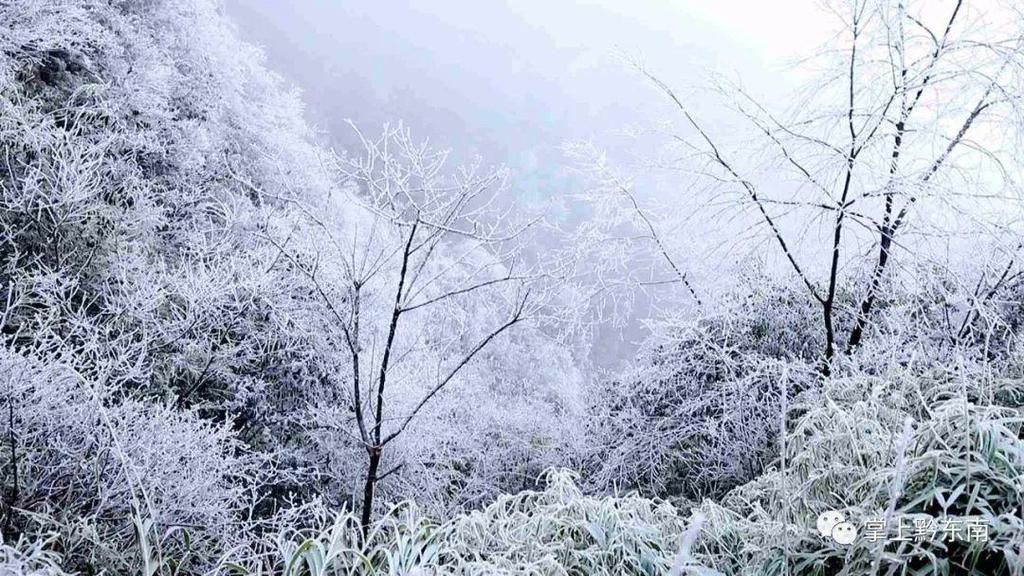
left=1, top=0, right=1022, bottom=575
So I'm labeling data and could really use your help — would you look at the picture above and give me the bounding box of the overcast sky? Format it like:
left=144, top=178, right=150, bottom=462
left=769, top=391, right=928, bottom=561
left=224, top=1, right=828, bottom=183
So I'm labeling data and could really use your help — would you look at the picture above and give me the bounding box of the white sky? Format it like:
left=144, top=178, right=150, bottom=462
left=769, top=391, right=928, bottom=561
left=224, top=0, right=1014, bottom=212
left=224, top=0, right=832, bottom=161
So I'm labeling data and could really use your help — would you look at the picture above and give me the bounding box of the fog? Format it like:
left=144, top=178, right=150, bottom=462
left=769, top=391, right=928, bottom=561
left=223, top=0, right=824, bottom=198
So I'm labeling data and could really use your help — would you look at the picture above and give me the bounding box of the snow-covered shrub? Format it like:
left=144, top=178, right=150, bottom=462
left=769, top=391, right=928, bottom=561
left=0, top=0, right=330, bottom=410
left=840, top=260, right=1024, bottom=375
left=584, top=261, right=1024, bottom=504
left=0, top=0, right=329, bottom=509
left=586, top=276, right=821, bottom=500
left=0, top=348, right=264, bottom=574
left=689, top=365, right=1024, bottom=575
left=217, top=357, right=1024, bottom=575
left=228, top=469, right=704, bottom=576
left=0, top=533, right=68, bottom=576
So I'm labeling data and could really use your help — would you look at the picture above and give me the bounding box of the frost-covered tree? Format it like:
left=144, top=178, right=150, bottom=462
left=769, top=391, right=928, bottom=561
left=259, top=123, right=551, bottom=530
left=576, top=0, right=1024, bottom=503
left=583, top=0, right=1024, bottom=374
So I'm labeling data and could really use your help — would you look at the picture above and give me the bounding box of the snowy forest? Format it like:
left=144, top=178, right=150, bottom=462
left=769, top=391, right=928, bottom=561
left=1, top=0, right=1023, bottom=574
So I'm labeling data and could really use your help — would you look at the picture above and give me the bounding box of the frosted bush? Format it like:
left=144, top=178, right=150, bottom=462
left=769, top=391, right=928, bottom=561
left=229, top=469, right=706, bottom=576
left=0, top=348, right=263, bottom=573
left=0, top=534, right=68, bottom=576
left=690, top=367, right=1024, bottom=575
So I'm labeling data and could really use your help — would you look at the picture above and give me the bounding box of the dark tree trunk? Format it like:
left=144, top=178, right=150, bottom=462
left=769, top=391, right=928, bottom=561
left=360, top=446, right=382, bottom=534
left=847, top=226, right=893, bottom=352
left=821, top=302, right=834, bottom=376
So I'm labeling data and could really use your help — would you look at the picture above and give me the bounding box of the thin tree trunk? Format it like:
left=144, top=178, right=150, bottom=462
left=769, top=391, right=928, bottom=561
left=360, top=221, right=417, bottom=535
left=847, top=225, right=893, bottom=351
left=821, top=10, right=861, bottom=375
left=847, top=80, right=997, bottom=353
left=360, top=446, right=382, bottom=533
